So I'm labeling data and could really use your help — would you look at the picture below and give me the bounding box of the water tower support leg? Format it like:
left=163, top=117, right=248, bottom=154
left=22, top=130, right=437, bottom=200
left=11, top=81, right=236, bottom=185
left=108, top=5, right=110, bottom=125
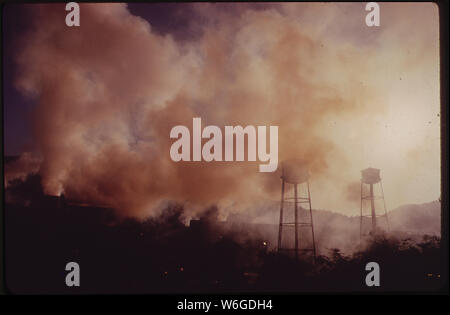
left=278, top=179, right=285, bottom=251
left=307, top=181, right=316, bottom=263
left=380, top=180, right=390, bottom=232
left=370, top=183, right=377, bottom=233
left=294, top=183, right=299, bottom=260
left=360, top=180, right=363, bottom=242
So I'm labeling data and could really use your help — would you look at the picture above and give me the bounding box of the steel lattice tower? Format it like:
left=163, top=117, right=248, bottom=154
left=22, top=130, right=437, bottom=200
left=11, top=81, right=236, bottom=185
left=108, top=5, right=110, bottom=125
left=360, top=167, right=390, bottom=239
left=277, top=163, right=316, bottom=262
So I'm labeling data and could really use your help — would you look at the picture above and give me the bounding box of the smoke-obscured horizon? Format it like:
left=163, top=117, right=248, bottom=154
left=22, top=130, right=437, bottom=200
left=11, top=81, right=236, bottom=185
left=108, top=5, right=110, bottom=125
left=4, top=3, right=440, bottom=219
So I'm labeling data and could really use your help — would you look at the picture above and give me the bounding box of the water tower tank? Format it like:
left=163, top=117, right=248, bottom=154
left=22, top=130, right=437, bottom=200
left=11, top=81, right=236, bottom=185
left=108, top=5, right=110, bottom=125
left=361, top=167, right=381, bottom=184
left=281, top=161, right=309, bottom=184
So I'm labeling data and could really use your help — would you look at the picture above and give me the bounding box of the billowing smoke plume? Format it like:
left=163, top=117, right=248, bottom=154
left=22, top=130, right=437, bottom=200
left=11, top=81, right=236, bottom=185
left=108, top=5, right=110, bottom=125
left=346, top=181, right=371, bottom=204
left=4, top=152, right=41, bottom=186
left=10, top=3, right=439, bottom=218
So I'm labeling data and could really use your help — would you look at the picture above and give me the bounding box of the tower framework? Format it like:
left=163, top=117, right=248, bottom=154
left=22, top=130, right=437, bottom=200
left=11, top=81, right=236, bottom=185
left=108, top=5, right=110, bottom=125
left=360, top=167, right=389, bottom=239
left=277, top=164, right=316, bottom=261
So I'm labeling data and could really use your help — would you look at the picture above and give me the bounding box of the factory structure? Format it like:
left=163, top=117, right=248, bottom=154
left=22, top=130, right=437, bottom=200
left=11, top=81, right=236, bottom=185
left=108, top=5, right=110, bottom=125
left=6, top=156, right=392, bottom=257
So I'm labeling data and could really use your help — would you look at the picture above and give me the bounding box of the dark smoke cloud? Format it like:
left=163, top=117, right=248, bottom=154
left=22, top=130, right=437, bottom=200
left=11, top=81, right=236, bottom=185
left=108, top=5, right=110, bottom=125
left=9, top=3, right=439, bottom=218
left=4, top=152, right=41, bottom=187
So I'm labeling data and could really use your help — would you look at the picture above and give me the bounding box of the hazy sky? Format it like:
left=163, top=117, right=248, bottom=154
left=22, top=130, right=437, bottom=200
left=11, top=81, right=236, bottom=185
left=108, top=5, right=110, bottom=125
left=3, top=3, right=440, bottom=218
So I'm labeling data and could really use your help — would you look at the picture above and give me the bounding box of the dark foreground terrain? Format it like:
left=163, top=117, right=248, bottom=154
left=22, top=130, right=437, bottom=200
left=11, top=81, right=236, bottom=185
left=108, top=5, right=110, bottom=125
left=4, top=174, right=446, bottom=294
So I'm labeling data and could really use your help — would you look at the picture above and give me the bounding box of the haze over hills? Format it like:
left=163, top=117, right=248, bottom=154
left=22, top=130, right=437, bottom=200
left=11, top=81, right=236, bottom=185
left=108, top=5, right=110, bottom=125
left=388, top=201, right=441, bottom=235
left=235, top=200, right=441, bottom=234
left=225, top=200, right=441, bottom=255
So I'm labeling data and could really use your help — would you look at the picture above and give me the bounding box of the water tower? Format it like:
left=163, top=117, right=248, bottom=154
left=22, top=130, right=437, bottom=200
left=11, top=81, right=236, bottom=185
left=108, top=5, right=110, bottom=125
left=360, top=167, right=389, bottom=238
left=278, top=161, right=316, bottom=261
